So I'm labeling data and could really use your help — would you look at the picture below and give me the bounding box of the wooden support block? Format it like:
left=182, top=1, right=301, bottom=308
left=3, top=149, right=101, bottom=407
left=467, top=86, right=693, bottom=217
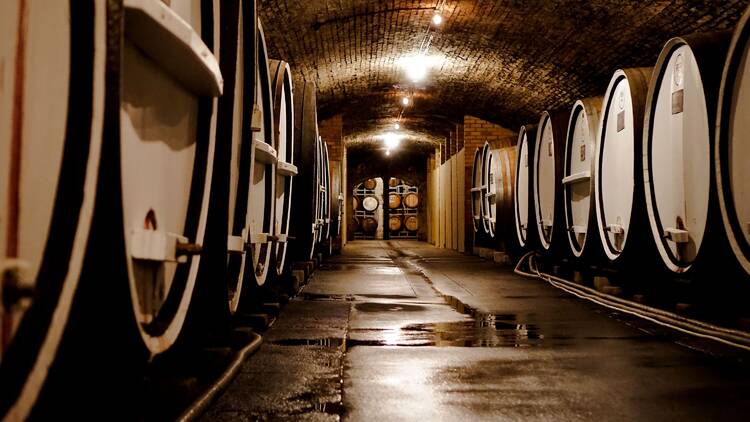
left=632, top=294, right=646, bottom=304
left=675, top=303, right=693, bottom=314
left=493, top=252, right=510, bottom=265
left=601, top=285, right=622, bottom=297
left=573, top=271, right=584, bottom=284
left=593, top=276, right=610, bottom=292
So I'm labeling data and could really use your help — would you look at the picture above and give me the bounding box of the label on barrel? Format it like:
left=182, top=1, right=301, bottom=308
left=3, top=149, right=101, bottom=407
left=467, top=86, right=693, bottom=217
left=579, top=144, right=586, bottom=162
left=616, top=111, right=625, bottom=132
left=671, top=89, right=684, bottom=115
left=548, top=141, right=553, bottom=156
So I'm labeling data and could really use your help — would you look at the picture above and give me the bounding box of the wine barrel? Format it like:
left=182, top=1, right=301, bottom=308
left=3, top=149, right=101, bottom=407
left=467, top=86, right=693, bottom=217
left=594, top=67, right=654, bottom=265
left=0, top=1, right=109, bottom=418
left=514, top=124, right=539, bottom=249
left=389, top=192, right=402, bottom=209
left=717, top=11, right=750, bottom=278
left=389, top=177, right=400, bottom=187
left=403, top=192, right=419, bottom=208
left=470, top=148, right=484, bottom=232
left=317, top=138, right=331, bottom=244
left=330, top=160, right=343, bottom=238
left=291, top=80, right=320, bottom=261
left=495, top=146, right=518, bottom=249
left=362, top=196, right=379, bottom=212
left=405, top=215, right=419, bottom=232
left=389, top=215, right=403, bottom=231
left=563, top=97, right=603, bottom=259
left=361, top=217, right=378, bottom=234
left=352, top=196, right=360, bottom=210
left=364, top=178, right=377, bottom=190
left=480, top=142, right=497, bottom=236
left=644, top=33, right=732, bottom=274
left=270, top=59, right=296, bottom=276
left=533, top=109, right=569, bottom=253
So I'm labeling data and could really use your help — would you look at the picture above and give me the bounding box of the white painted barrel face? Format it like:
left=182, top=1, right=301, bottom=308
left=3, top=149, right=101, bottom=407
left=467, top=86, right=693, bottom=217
left=121, top=39, right=198, bottom=323
left=729, top=40, right=750, bottom=251
left=535, top=115, right=556, bottom=249
left=471, top=149, right=482, bottom=231
left=649, top=44, right=709, bottom=270
left=515, top=130, right=530, bottom=245
left=274, top=77, right=289, bottom=235
left=598, top=76, right=635, bottom=259
left=273, top=62, right=294, bottom=275
left=566, top=104, right=595, bottom=255
left=0, top=1, right=70, bottom=283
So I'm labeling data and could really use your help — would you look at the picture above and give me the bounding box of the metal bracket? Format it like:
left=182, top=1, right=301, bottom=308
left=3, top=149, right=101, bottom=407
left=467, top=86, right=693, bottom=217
left=664, top=227, right=689, bottom=244
left=605, top=224, right=624, bottom=235
left=569, top=225, right=586, bottom=234
left=131, top=229, right=200, bottom=263
left=251, top=104, right=262, bottom=133
left=227, top=234, right=246, bottom=255
left=562, top=171, right=591, bottom=185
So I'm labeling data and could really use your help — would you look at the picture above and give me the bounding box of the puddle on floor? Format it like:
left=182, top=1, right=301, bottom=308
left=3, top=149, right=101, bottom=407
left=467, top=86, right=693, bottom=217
left=297, top=292, right=354, bottom=301
left=354, top=302, right=426, bottom=313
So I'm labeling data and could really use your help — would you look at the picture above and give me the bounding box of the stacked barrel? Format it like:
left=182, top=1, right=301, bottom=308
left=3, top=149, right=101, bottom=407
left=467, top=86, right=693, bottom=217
left=388, top=178, right=420, bottom=238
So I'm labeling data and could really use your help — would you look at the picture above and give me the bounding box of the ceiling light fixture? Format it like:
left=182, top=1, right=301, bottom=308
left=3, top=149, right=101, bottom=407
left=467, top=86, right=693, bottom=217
left=395, top=123, right=400, bottom=130
left=401, top=96, right=410, bottom=106
left=432, top=13, right=443, bottom=26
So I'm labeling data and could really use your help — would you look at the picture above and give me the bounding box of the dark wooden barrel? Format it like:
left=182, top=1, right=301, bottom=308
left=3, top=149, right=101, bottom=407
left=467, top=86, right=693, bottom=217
left=0, top=1, right=111, bottom=417
left=404, top=216, right=419, bottom=232
left=352, top=196, right=360, bottom=210
left=470, top=148, right=484, bottom=232
left=403, top=192, right=419, bottom=208
left=361, top=217, right=378, bottom=234
left=329, top=160, right=343, bottom=238
left=389, top=216, right=403, bottom=231
left=290, top=80, right=320, bottom=261
left=389, top=177, right=401, bottom=187
left=270, top=59, right=296, bottom=276
left=644, top=33, right=732, bottom=275
left=494, top=146, right=518, bottom=250
left=480, top=142, right=495, bottom=236
left=717, top=14, right=750, bottom=278
left=513, top=124, right=539, bottom=250
left=594, top=67, right=655, bottom=266
left=533, top=109, right=569, bottom=253
left=389, top=192, right=402, bottom=209
left=317, top=138, right=332, bottom=245
left=563, top=97, right=603, bottom=259
left=364, top=178, right=377, bottom=190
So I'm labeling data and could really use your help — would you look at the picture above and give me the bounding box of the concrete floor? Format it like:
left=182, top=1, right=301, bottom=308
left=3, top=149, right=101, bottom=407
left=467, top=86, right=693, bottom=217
left=202, top=241, right=750, bottom=421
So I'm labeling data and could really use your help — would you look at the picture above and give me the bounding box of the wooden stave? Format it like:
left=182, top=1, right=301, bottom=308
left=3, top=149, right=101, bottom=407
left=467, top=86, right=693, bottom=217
left=594, top=67, right=656, bottom=268
left=644, top=33, right=733, bottom=275
left=533, top=109, right=569, bottom=254
left=716, top=11, right=750, bottom=278
left=513, top=124, right=539, bottom=251
left=290, top=80, right=320, bottom=261
left=269, top=59, right=295, bottom=275
left=0, top=0, right=109, bottom=418
left=494, top=146, right=518, bottom=251
left=563, top=97, right=604, bottom=260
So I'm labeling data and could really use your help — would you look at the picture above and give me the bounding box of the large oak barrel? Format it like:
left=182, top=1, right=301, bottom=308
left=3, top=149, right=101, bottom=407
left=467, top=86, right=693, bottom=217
left=403, top=192, right=419, bottom=208
left=513, top=124, right=539, bottom=250
left=0, top=1, right=109, bottom=418
left=470, top=148, right=484, bottom=232
left=405, top=215, right=419, bottom=232
left=480, top=142, right=496, bottom=236
left=364, top=178, right=377, bottom=190
left=389, top=177, right=401, bottom=187
left=533, top=109, right=569, bottom=253
left=717, top=11, right=750, bottom=279
left=563, top=97, right=603, bottom=259
left=594, top=68, right=655, bottom=266
left=389, top=192, right=402, bottom=209
left=329, top=160, right=343, bottom=238
left=644, top=33, right=732, bottom=275
left=290, top=80, right=320, bottom=261
left=495, top=146, right=518, bottom=250
left=270, top=60, right=296, bottom=275
left=317, top=138, right=331, bottom=245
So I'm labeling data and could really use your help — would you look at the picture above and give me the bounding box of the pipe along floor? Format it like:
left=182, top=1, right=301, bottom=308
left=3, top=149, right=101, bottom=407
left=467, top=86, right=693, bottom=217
left=202, top=241, right=750, bottom=421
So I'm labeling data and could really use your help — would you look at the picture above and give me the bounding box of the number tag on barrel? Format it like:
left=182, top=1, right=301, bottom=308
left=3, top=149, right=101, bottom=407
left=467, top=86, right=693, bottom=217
left=579, top=144, right=586, bottom=162
left=671, top=89, right=684, bottom=115
left=617, top=111, right=625, bottom=132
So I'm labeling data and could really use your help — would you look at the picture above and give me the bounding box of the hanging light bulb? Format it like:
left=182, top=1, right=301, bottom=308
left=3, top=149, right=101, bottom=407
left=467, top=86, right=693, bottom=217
left=432, top=13, right=443, bottom=26
left=401, top=96, right=410, bottom=106
left=385, top=149, right=391, bottom=156
left=394, top=123, right=400, bottom=130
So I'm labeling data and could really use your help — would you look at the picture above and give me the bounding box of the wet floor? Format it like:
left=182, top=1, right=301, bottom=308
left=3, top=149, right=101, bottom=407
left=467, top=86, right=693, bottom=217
left=202, top=241, right=750, bottom=421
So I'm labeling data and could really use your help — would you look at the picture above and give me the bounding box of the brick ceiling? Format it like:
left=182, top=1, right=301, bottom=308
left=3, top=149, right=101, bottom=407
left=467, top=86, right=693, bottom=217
left=259, top=0, right=749, bottom=146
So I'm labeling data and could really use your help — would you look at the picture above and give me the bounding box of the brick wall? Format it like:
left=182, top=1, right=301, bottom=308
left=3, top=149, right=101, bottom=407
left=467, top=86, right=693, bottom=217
left=319, top=114, right=343, bottom=162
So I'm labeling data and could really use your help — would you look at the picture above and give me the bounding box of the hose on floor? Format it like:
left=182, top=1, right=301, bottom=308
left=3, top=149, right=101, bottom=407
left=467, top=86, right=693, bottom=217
left=177, top=332, right=264, bottom=422
left=514, top=252, right=750, bottom=352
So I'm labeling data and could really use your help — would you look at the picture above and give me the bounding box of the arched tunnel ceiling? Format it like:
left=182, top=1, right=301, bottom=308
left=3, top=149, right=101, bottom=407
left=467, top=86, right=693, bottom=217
left=259, top=0, right=749, bottom=147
